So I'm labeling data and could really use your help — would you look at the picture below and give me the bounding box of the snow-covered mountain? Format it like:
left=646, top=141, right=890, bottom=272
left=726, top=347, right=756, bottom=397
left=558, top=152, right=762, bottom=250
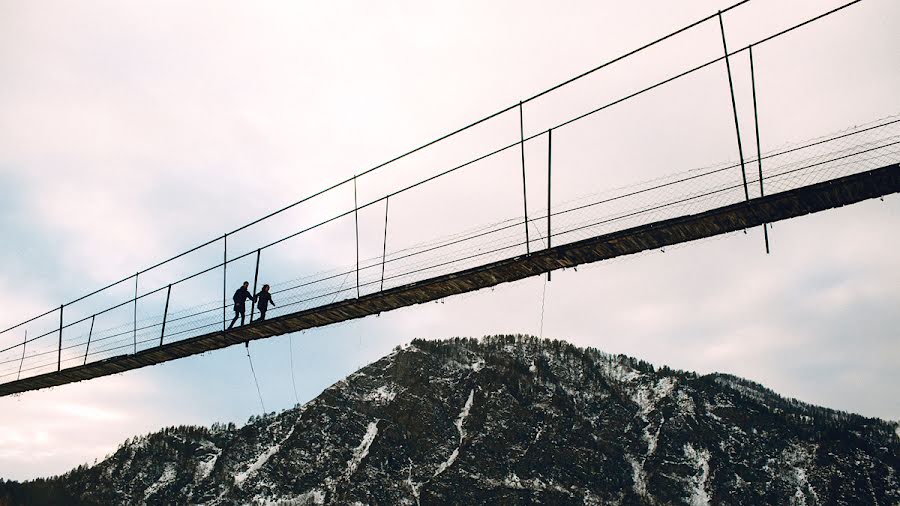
left=1, top=335, right=898, bottom=505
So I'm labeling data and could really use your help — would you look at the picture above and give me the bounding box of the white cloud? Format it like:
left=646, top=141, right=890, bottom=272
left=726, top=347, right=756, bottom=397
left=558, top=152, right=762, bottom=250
left=0, top=368, right=217, bottom=480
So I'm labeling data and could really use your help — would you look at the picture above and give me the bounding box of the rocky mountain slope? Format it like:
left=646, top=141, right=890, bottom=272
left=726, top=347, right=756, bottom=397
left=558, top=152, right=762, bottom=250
left=1, top=335, right=898, bottom=505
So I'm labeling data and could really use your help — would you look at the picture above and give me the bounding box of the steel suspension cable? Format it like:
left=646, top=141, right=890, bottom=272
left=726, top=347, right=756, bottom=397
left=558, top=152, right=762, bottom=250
left=246, top=343, right=266, bottom=414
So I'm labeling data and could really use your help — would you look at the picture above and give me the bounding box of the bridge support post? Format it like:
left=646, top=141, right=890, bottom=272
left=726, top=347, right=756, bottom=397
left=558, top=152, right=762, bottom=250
left=749, top=44, right=770, bottom=254
left=519, top=101, right=531, bottom=255
left=133, top=273, right=138, bottom=354
left=547, top=129, right=552, bottom=281
left=223, top=233, right=228, bottom=331
left=717, top=11, right=749, bottom=202
left=380, top=197, right=389, bottom=292
left=17, top=330, right=25, bottom=381
left=84, top=315, right=94, bottom=365
left=250, top=249, right=261, bottom=323
left=354, top=176, right=360, bottom=298
left=160, top=284, right=171, bottom=346
left=57, top=305, right=63, bottom=372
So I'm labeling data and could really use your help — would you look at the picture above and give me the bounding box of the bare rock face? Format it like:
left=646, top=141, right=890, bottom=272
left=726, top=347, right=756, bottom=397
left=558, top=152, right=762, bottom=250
left=2, top=335, right=898, bottom=505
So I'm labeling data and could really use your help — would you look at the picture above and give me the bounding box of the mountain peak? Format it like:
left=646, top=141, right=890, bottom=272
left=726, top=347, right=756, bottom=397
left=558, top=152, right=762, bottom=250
left=2, top=335, right=898, bottom=505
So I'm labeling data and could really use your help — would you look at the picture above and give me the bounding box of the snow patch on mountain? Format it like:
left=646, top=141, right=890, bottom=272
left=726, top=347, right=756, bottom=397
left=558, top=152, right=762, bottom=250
left=364, top=385, right=397, bottom=404
left=633, top=376, right=676, bottom=419
left=434, top=389, right=475, bottom=477
left=644, top=420, right=663, bottom=455
left=782, top=443, right=819, bottom=504
left=456, top=390, right=475, bottom=438
left=596, top=357, right=641, bottom=383
left=346, top=421, right=379, bottom=478
left=712, top=375, right=773, bottom=406
left=405, top=459, right=422, bottom=506
left=464, top=471, right=577, bottom=499
left=278, top=488, right=326, bottom=505
left=235, top=426, right=296, bottom=485
left=676, top=388, right=697, bottom=416
left=194, top=443, right=221, bottom=482
left=627, top=455, right=650, bottom=501
left=632, top=376, right=675, bottom=464
left=433, top=449, right=459, bottom=478
left=143, top=463, right=175, bottom=503
left=684, top=443, right=711, bottom=506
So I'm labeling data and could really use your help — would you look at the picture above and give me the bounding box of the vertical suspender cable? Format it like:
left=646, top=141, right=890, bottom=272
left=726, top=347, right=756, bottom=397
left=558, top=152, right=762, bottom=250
left=539, top=277, right=548, bottom=338
left=380, top=197, right=389, bottom=292
left=250, top=249, right=261, bottom=323
left=749, top=45, right=764, bottom=199
left=718, top=11, right=749, bottom=202
left=330, top=272, right=352, bottom=305
left=84, top=316, right=94, bottom=365
left=133, top=273, right=138, bottom=354
left=547, top=129, right=552, bottom=281
left=288, top=335, right=299, bottom=404
left=354, top=176, right=361, bottom=298
left=223, top=234, right=227, bottom=331
left=749, top=44, right=770, bottom=254
left=245, top=342, right=265, bottom=414
left=519, top=102, right=531, bottom=254
left=17, top=330, right=26, bottom=380
left=161, top=284, right=171, bottom=346
left=57, top=305, right=63, bottom=372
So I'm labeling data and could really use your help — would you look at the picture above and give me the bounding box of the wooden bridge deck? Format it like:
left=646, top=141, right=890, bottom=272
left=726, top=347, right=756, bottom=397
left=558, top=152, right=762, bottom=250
left=1, top=163, right=897, bottom=397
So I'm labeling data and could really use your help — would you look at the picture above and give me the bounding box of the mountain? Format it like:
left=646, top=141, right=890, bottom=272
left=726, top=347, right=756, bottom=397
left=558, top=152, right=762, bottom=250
left=1, top=335, right=898, bottom=505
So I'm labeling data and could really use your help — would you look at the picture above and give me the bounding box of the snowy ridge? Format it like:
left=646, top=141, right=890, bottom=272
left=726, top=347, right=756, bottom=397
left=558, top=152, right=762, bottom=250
left=597, top=357, right=641, bottom=384
left=713, top=375, right=772, bottom=405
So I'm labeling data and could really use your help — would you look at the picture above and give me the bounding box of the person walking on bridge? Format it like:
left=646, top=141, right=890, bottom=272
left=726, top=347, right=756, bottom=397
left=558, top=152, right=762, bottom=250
left=255, top=284, right=275, bottom=321
left=228, top=281, right=254, bottom=329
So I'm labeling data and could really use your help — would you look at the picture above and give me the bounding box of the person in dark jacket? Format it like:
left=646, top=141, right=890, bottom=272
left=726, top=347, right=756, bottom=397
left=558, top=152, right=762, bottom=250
left=228, top=281, right=253, bottom=329
left=255, top=284, right=275, bottom=321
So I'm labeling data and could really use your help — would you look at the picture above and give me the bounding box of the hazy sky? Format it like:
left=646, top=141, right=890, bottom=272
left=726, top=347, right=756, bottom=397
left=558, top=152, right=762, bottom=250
left=1, top=0, right=898, bottom=480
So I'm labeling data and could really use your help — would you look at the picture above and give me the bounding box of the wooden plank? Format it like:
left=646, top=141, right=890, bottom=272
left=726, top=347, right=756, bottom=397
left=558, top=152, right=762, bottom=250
left=1, top=164, right=897, bottom=397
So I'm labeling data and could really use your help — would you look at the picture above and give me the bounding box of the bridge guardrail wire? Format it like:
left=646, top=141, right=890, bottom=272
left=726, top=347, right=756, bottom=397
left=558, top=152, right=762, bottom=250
left=2, top=0, right=897, bottom=386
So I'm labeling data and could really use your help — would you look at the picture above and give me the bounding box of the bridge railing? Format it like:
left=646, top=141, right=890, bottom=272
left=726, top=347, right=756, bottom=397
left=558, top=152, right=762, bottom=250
left=3, top=0, right=896, bottom=385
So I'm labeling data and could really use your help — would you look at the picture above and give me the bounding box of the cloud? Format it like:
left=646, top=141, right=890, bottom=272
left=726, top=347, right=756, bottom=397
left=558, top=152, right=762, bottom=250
left=0, top=373, right=160, bottom=479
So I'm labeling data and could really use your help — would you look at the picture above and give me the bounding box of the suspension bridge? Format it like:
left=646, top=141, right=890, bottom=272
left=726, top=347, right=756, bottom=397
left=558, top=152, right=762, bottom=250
left=2, top=0, right=897, bottom=397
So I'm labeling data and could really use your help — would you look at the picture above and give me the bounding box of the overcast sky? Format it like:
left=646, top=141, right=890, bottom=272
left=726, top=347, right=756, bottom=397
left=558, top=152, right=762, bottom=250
left=1, top=0, right=898, bottom=481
